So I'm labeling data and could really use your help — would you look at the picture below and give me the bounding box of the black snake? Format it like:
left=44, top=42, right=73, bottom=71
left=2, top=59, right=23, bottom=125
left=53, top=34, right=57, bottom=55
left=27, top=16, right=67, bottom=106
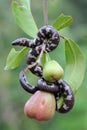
left=12, top=25, right=74, bottom=113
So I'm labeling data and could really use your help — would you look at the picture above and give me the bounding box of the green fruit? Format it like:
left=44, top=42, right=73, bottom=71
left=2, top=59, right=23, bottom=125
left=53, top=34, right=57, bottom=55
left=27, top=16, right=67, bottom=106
left=43, top=60, right=64, bottom=82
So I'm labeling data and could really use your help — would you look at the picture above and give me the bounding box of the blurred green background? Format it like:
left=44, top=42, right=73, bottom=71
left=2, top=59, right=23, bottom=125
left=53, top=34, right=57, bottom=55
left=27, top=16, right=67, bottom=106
left=0, top=0, right=87, bottom=130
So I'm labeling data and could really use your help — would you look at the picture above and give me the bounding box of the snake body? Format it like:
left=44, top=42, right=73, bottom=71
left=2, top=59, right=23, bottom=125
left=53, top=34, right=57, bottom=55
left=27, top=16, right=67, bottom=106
left=55, top=80, right=74, bottom=113
left=12, top=25, right=59, bottom=76
left=12, top=25, right=74, bottom=113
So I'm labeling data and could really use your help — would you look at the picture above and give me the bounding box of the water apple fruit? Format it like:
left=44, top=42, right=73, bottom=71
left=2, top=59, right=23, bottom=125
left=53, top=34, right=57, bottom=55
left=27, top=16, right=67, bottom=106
left=24, top=91, right=56, bottom=121
left=43, top=60, right=64, bottom=82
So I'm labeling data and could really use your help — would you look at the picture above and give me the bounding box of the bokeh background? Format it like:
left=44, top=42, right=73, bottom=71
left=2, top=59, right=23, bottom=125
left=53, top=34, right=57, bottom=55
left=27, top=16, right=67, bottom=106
left=0, top=0, right=87, bottom=130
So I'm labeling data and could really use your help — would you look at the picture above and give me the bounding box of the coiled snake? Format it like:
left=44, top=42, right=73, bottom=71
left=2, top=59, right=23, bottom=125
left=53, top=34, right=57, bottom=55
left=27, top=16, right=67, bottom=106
left=12, top=25, right=74, bottom=113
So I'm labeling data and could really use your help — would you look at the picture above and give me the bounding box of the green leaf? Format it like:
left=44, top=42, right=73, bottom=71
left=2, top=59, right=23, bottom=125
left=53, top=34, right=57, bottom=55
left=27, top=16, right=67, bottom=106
left=53, top=13, right=73, bottom=30
left=4, top=47, right=28, bottom=70
left=12, top=0, right=38, bottom=38
left=64, top=39, right=85, bottom=93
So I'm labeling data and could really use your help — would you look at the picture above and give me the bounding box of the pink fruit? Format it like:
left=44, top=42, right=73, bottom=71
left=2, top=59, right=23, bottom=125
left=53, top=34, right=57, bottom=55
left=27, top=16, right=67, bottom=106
left=24, top=91, right=56, bottom=121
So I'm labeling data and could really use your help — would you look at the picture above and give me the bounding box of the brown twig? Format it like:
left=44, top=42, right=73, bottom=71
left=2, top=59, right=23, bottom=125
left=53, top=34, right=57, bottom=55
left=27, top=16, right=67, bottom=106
left=37, top=43, right=46, bottom=65
left=43, top=0, right=48, bottom=25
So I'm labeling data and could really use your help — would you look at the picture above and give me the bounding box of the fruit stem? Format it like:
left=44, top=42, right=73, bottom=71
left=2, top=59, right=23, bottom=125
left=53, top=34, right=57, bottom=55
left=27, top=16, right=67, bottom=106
left=24, top=63, right=37, bottom=73
left=43, top=0, right=48, bottom=25
left=24, top=43, right=46, bottom=73
left=37, top=43, right=46, bottom=65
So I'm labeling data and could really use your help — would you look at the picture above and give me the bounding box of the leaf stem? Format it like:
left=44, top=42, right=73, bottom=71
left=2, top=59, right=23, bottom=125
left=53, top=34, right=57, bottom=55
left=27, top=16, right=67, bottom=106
left=43, top=0, right=48, bottom=25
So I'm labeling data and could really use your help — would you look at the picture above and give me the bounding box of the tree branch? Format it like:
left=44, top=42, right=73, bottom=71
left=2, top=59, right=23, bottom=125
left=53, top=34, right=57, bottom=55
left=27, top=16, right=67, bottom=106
left=43, top=0, right=48, bottom=25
